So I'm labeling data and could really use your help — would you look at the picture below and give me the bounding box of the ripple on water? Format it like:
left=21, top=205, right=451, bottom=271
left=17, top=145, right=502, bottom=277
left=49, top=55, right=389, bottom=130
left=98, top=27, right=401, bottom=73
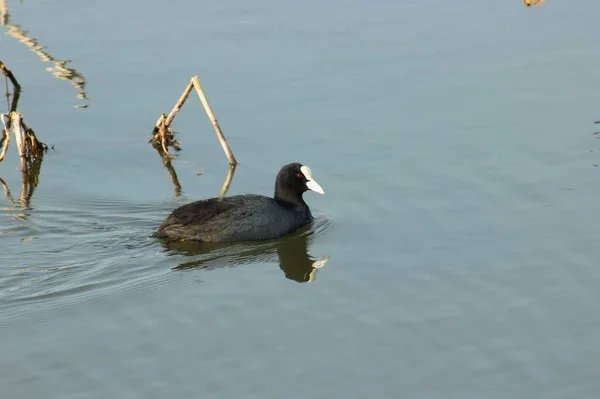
left=0, top=196, right=335, bottom=325
left=155, top=211, right=335, bottom=287
left=0, top=197, right=171, bottom=325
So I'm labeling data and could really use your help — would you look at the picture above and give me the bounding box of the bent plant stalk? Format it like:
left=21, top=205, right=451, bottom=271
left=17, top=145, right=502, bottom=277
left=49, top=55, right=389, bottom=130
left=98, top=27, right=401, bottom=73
left=0, top=114, right=10, bottom=161
left=150, top=75, right=237, bottom=165
left=0, top=111, right=47, bottom=170
left=0, top=61, right=48, bottom=170
left=151, top=113, right=181, bottom=158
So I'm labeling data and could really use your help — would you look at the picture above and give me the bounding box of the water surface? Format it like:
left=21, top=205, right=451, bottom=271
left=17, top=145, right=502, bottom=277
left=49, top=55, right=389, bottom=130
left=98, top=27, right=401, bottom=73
left=2, top=1, right=600, bottom=398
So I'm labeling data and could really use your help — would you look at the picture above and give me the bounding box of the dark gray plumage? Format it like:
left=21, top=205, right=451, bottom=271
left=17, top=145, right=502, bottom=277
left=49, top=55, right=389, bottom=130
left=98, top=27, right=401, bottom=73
left=153, top=162, right=325, bottom=242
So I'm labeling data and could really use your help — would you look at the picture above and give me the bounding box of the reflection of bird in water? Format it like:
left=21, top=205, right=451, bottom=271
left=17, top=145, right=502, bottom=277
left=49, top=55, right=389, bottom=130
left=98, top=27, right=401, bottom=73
left=164, top=229, right=329, bottom=283
left=0, top=0, right=89, bottom=108
left=276, top=233, right=328, bottom=283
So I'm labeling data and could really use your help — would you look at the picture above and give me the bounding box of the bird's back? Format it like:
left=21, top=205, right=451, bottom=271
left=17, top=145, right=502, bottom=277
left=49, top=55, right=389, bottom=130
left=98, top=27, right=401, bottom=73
left=154, top=194, right=312, bottom=242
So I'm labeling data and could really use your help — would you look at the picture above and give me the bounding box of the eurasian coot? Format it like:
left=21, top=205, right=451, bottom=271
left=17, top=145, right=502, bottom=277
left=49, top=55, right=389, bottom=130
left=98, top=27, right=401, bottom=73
left=153, top=162, right=325, bottom=242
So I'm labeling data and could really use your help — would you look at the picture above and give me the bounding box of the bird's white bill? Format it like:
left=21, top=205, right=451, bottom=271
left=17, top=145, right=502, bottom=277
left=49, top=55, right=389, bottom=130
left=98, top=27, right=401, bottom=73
left=301, top=165, right=325, bottom=194
left=306, top=178, right=324, bottom=194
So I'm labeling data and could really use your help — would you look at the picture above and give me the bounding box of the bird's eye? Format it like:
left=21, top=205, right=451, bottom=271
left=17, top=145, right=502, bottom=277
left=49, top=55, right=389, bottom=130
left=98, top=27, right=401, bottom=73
left=297, top=173, right=304, bottom=179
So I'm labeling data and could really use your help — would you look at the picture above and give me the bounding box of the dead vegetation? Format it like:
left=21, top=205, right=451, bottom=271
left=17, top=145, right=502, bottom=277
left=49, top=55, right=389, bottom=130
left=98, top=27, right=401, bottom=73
left=0, top=61, right=48, bottom=171
left=150, top=76, right=237, bottom=166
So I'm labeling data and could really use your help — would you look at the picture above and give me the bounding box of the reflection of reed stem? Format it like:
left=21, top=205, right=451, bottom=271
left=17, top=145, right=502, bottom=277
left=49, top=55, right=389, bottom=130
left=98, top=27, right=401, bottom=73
left=152, top=144, right=237, bottom=198
left=523, top=0, right=544, bottom=6
left=154, top=145, right=183, bottom=196
left=0, top=0, right=88, bottom=107
left=0, top=0, right=8, bottom=27
left=218, top=164, right=236, bottom=198
left=19, top=152, right=44, bottom=209
left=0, top=176, right=15, bottom=204
left=0, top=152, right=44, bottom=211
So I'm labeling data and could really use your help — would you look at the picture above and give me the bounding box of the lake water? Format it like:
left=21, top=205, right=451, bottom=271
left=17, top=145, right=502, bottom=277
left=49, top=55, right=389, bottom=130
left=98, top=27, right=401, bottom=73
left=2, top=0, right=600, bottom=398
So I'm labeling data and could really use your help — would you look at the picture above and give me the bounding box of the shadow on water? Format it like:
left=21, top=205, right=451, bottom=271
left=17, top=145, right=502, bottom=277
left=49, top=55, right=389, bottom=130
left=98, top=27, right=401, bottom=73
left=161, top=225, right=330, bottom=283
left=0, top=0, right=89, bottom=108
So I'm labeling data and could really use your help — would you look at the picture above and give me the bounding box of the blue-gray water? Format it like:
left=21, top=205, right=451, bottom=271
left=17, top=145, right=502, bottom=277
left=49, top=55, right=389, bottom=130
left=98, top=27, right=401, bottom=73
left=2, top=1, right=600, bottom=398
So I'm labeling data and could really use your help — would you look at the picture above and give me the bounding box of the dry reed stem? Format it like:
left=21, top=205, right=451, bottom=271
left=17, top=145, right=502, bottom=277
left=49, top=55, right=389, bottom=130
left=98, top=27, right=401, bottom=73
left=0, top=60, right=21, bottom=112
left=191, top=76, right=237, bottom=165
left=150, top=76, right=237, bottom=165
left=150, top=79, right=192, bottom=158
left=1, top=112, right=47, bottom=170
left=151, top=114, right=180, bottom=159
left=0, top=61, right=20, bottom=91
left=0, top=114, right=10, bottom=161
left=0, top=61, right=47, bottom=176
left=10, top=112, right=24, bottom=159
left=165, top=81, right=194, bottom=126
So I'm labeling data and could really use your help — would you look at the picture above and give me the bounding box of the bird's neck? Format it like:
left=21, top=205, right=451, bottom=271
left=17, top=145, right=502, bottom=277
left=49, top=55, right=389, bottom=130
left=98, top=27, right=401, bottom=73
left=274, top=190, right=306, bottom=209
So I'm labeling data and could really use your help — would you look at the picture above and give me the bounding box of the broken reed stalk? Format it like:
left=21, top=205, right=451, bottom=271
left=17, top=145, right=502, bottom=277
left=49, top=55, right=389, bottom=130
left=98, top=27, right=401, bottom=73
left=0, top=112, right=47, bottom=168
left=191, top=76, right=237, bottom=166
left=0, top=61, right=21, bottom=113
left=149, top=81, right=195, bottom=158
left=151, top=76, right=237, bottom=166
left=0, top=61, right=21, bottom=92
left=152, top=114, right=179, bottom=158
left=11, top=112, right=24, bottom=159
left=0, top=114, right=10, bottom=161
left=165, top=80, right=193, bottom=126
left=0, top=61, right=47, bottom=170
